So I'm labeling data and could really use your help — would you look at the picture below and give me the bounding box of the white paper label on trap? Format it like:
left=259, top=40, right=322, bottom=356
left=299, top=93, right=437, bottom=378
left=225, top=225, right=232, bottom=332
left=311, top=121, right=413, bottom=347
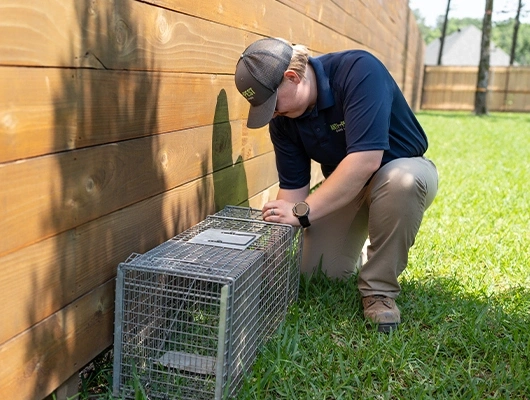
left=157, top=351, right=216, bottom=375
left=188, top=228, right=261, bottom=250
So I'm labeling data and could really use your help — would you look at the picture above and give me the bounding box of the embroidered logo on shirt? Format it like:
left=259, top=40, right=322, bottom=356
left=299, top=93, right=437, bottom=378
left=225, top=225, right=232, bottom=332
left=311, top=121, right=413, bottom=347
left=330, top=120, right=346, bottom=133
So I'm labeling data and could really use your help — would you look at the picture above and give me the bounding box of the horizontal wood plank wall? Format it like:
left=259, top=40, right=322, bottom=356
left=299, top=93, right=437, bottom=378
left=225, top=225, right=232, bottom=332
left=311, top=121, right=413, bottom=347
left=0, top=0, right=424, bottom=398
left=421, top=66, right=530, bottom=111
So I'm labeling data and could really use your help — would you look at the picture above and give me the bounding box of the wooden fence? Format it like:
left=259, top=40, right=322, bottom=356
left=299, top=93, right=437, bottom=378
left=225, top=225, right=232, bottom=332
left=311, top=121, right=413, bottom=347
left=421, top=66, right=530, bottom=111
left=0, top=1, right=424, bottom=398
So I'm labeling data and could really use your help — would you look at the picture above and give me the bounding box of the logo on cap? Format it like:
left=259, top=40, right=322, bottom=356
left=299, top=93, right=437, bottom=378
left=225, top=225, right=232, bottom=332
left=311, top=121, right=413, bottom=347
left=241, top=87, right=256, bottom=100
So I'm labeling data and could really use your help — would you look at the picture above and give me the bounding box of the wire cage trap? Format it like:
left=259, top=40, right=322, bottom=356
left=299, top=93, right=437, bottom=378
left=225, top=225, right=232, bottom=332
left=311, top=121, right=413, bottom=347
left=112, top=206, right=303, bottom=399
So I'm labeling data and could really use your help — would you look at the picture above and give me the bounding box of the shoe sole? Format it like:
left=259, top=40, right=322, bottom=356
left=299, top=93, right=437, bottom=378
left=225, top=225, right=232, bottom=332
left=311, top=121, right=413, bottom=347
left=378, top=322, right=399, bottom=333
left=367, top=322, right=399, bottom=333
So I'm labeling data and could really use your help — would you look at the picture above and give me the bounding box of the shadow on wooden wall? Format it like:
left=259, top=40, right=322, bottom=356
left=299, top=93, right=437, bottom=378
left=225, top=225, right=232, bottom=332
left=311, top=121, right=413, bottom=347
left=24, top=3, right=249, bottom=395
left=20, top=2, right=164, bottom=398
left=213, top=89, right=249, bottom=210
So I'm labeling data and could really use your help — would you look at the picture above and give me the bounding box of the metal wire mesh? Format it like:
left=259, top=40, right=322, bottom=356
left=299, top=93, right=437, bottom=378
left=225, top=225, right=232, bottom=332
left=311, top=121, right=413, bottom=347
left=113, top=206, right=303, bottom=399
left=212, top=206, right=303, bottom=309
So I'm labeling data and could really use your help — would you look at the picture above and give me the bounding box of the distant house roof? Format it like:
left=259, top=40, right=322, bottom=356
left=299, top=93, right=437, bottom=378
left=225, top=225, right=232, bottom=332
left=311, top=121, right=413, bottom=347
left=425, top=25, right=514, bottom=66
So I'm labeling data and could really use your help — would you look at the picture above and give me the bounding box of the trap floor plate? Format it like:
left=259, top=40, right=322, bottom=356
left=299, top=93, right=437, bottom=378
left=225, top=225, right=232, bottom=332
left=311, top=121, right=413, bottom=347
left=157, top=351, right=216, bottom=375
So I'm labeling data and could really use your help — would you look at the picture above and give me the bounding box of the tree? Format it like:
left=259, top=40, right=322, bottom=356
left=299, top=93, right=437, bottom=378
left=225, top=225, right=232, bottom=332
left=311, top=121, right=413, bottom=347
left=475, top=0, right=494, bottom=115
left=509, top=0, right=524, bottom=65
left=493, top=19, right=530, bottom=65
left=437, top=0, right=452, bottom=65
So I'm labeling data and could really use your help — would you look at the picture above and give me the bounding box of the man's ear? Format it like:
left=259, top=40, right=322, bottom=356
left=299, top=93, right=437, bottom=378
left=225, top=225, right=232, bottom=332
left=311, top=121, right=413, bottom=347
left=284, top=70, right=301, bottom=84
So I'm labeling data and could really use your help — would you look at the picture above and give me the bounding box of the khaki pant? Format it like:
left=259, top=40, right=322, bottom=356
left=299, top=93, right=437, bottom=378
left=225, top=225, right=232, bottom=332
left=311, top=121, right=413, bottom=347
left=301, top=156, right=438, bottom=298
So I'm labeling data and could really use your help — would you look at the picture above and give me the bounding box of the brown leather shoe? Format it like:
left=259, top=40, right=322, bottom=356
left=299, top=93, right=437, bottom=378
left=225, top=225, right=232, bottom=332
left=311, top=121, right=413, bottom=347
left=362, top=295, right=401, bottom=332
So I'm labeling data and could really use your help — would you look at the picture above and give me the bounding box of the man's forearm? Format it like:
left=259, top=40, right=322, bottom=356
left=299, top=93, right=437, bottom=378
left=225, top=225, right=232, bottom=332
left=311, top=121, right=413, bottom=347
left=277, top=186, right=310, bottom=203
left=262, top=150, right=382, bottom=226
left=304, top=150, right=382, bottom=223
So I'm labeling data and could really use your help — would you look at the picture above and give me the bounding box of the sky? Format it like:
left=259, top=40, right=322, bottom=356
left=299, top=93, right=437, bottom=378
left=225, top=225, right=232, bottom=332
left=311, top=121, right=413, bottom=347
left=409, top=0, right=530, bottom=27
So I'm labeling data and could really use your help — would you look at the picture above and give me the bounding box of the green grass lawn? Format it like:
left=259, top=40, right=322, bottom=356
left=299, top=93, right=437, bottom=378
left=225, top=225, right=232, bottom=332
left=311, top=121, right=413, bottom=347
left=77, top=111, right=530, bottom=399
left=238, top=111, right=530, bottom=399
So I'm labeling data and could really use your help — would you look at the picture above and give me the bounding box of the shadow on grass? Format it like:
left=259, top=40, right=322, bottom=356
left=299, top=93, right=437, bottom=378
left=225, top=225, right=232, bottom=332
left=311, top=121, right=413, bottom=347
left=239, top=271, right=530, bottom=399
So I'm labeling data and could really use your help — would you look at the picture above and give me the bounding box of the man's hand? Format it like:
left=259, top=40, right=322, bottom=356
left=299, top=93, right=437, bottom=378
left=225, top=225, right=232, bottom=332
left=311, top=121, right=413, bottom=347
left=262, top=200, right=299, bottom=226
left=261, top=185, right=309, bottom=226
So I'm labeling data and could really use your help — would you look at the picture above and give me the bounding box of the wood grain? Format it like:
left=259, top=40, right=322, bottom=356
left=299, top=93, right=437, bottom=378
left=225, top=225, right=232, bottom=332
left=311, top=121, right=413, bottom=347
left=0, top=67, right=248, bottom=163
left=148, top=0, right=356, bottom=53
left=0, top=280, right=115, bottom=400
left=0, top=128, right=277, bottom=256
left=0, top=0, right=245, bottom=72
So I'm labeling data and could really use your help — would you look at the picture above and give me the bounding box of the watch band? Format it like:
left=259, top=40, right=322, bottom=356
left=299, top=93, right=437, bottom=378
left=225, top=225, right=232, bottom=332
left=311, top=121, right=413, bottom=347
left=298, top=215, right=311, bottom=228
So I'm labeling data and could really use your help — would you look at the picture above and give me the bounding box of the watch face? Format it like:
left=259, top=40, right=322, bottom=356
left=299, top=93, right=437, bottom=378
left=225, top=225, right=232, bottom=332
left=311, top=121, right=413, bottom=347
left=294, top=202, right=309, bottom=216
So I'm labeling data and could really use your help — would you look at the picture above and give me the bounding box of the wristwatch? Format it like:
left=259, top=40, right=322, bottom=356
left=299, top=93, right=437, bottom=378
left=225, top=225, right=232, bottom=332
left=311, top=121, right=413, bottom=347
left=292, top=201, right=311, bottom=228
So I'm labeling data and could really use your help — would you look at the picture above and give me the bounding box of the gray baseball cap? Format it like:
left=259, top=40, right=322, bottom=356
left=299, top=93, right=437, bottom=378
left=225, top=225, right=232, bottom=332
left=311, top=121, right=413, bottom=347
left=235, top=38, right=293, bottom=129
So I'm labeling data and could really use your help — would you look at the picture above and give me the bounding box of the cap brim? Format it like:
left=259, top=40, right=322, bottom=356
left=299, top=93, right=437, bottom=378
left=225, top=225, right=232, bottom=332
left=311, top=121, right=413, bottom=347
left=246, top=90, right=278, bottom=129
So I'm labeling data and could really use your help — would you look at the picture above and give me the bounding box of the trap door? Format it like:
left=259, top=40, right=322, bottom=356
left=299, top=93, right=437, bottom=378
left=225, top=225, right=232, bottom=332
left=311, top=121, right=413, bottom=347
left=152, top=282, right=231, bottom=400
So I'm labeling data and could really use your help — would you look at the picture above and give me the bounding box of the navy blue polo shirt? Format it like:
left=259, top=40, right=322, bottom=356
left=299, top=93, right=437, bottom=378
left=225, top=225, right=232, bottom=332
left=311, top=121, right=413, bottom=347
left=269, top=50, right=428, bottom=189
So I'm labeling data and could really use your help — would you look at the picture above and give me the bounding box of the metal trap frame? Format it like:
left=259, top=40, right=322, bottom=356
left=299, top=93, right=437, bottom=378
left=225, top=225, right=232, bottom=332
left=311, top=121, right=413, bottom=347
left=112, top=206, right=303, bottom=399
